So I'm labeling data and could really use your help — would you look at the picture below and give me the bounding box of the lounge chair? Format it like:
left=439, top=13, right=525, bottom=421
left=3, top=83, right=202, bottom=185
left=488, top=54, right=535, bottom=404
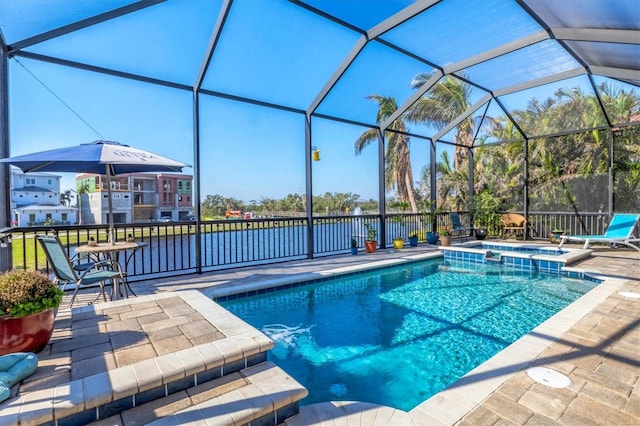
left=37, top=235, right=125, bottom=306
left=558, top=213, right=640, bottom=252
left=450, top=212, right=472, bottom=240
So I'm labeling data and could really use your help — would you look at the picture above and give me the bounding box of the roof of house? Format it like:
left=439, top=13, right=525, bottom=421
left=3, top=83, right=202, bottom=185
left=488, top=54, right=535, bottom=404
left=12, top=186, right=56, bottom=193
left=14, top=203, right=75, bottom=211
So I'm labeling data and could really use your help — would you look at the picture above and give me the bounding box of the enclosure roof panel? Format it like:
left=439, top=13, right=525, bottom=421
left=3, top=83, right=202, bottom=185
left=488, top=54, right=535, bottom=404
left=2, top=0, right=638, bottom=144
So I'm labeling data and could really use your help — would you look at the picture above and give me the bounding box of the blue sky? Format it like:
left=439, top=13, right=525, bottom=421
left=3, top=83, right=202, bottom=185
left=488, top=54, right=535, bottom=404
left=5, top=0, right=618, bottom=204
left=8, top=0, right=423, bottom=202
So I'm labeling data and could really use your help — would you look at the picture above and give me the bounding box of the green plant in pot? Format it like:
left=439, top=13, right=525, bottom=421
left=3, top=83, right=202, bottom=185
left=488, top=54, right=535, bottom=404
left=438, top=225, right=452, bottom=246
left=0, top=270, right=63, bottom=355
left=392, top=237, right=404, bottom=249
left=390, top=215, right=405, bottom=249
left=363, top=223, right=378, bottom=253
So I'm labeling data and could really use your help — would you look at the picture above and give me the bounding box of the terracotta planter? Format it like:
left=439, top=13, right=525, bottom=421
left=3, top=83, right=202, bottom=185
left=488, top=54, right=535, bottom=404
left=0, top=308, right=56, bottom=355
left=440, top=235, right=451, bottom=247
left=364, top=240, right=377, bottom=253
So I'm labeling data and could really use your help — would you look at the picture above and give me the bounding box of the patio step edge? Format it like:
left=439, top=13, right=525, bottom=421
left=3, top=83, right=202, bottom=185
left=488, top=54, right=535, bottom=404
left=95, top=361, right=308, bottom=426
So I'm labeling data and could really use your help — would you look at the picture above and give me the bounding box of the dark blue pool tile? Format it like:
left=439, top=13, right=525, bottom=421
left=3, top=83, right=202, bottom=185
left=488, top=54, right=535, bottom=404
left=219, top=247, right=599, bottom=303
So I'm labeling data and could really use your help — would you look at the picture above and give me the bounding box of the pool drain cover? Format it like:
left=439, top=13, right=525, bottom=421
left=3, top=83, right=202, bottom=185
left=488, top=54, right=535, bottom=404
left=527, top=367, right=571, bottom=388
left=619, top=291, right=640, bottom=299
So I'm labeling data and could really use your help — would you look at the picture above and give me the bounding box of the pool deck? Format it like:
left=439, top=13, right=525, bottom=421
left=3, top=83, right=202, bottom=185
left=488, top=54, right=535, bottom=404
left=2, top=240, right=639, bottom=425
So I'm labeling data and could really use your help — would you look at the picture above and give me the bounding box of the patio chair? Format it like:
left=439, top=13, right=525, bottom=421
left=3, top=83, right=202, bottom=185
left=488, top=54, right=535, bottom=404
left=558, top=213, right=640, bottom=252
left=501, top=213, right=527, bottom=239
left=36, top=235, right=125, bottom=307
left=450, top=212, right=472, bottom=240
left=48, top=252, right=102, bottom=292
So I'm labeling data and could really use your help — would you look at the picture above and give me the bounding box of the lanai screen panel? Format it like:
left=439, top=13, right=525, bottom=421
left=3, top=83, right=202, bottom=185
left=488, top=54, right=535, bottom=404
left=202, top=0, right=358, bottom=110
left=528, top=131, right=609, bottom=213
left=613, top=127, right=640, bottom=212
left=22, top=0, right=219, bottom=86
left=315, top=41, right=431, bottom=124
left=381, top=0, right=542, bottom=67
left=0, top=0, right=138, bottom=44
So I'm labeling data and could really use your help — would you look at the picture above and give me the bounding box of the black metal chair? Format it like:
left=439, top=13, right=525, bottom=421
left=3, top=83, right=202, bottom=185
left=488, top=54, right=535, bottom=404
left=450, top=212, right=472, bottom=240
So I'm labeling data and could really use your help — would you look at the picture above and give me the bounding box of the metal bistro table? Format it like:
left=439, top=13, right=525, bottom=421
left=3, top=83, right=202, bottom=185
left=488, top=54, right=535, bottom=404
left=75, top=241, right=147, bottom=299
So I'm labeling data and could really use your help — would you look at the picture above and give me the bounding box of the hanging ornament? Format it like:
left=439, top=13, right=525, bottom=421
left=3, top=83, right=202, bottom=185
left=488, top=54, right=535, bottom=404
left=312, top=146, right=321, bottom=161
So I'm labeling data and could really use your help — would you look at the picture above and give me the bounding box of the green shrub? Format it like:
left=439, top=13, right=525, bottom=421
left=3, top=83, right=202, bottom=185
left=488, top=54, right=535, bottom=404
left=363, top=223, right=377, bottom=241
left=0, top=270, right=63, bottom=318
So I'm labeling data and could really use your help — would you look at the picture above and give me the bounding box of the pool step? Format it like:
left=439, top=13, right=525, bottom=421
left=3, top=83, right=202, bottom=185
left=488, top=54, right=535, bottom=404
left=1, top=292, right=309, bottom=426
left=94, top=361, right=307, bottom=426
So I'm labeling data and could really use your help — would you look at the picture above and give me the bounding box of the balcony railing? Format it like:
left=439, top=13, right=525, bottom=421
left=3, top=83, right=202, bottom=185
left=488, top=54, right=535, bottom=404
left=5, top=211, right=635, bottom=281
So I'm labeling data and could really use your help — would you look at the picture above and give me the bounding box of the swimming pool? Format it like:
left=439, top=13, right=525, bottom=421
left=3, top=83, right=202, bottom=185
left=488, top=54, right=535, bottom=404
left=220, top=258, right=599, bottom=411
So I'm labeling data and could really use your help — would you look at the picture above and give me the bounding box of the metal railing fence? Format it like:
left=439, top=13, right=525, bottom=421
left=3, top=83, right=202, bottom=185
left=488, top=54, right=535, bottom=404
left=5, top=211, right=634, bottom=281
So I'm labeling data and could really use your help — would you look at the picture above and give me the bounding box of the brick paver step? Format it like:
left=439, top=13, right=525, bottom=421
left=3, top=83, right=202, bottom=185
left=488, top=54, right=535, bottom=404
left=94, top=361, right=308, bottom=426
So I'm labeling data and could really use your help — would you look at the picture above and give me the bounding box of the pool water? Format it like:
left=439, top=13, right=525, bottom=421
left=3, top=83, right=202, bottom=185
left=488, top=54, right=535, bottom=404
left=221, top=259, right=598, bottom=411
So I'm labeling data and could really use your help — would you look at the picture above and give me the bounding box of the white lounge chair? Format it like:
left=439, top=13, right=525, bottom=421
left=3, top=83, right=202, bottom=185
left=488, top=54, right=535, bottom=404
left=558, top=213, right=640, bottom=251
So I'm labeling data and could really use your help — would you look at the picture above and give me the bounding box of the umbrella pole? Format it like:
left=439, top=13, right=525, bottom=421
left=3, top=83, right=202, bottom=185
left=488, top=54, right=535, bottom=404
left=105, top=165, right=116, bottom=245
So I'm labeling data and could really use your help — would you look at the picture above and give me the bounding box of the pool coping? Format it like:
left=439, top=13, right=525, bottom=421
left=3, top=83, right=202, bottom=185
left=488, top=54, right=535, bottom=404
left=210, top=251, right=443, bottom=300
left=208, top=248, right=627, bottom=425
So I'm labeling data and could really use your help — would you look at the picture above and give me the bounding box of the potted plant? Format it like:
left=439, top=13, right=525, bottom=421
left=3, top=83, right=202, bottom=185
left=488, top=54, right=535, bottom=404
left=474, top=228, right=487, bottom=240
left=438, top=226, right=452, bottom=247
left=392, top=237, right=404, bottom=249
left=363, top=223, right=378, bottom=253
left=427, top=231, right=439, bottom=244
left=350, top=238, right=358, bottom=255
left=408, top=231, right=419, bottom=247
left=0, top=270, right=64, bottom=355
left=390, top=213, right=405, bottom=249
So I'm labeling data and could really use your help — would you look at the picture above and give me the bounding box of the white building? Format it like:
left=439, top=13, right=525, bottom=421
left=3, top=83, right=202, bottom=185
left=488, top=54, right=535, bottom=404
left=10, top=167, right=77, bottom=227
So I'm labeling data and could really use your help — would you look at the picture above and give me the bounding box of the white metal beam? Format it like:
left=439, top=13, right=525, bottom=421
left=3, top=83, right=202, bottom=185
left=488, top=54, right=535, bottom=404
left=431, top=93, right=492, bottom=142
left=493, top=67, right=585, bottom=97
left=590, top=66, right=640, bottom=82
left=443, top=30, right=549, bottom=74
left=380, top=70, right=443, bottom=132
left=551, top=27, right=640, bottom=45
left=367, top=0, right=441, bottom=39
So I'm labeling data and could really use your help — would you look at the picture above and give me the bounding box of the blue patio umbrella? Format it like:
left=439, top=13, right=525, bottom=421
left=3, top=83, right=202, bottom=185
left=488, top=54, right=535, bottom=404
left=0, top=140, right=190, bottom=243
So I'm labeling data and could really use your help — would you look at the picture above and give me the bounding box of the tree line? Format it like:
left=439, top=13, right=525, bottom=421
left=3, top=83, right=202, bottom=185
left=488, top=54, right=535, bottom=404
left=200, top=192, right=380, bottom=218
left=357, top=73, right=640, bottom=215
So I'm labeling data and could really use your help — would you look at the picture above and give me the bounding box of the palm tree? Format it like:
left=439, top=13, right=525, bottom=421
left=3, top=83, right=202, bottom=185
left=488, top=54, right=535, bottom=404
left=76, top=183, right=89, bottom=225
left=406, top=72, right=501, bottom=214
left=355, top=95, right=418, bottom=212
left=60, top=190, right=72, bottom=207
left=407, top=72, right=476, bottom=170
